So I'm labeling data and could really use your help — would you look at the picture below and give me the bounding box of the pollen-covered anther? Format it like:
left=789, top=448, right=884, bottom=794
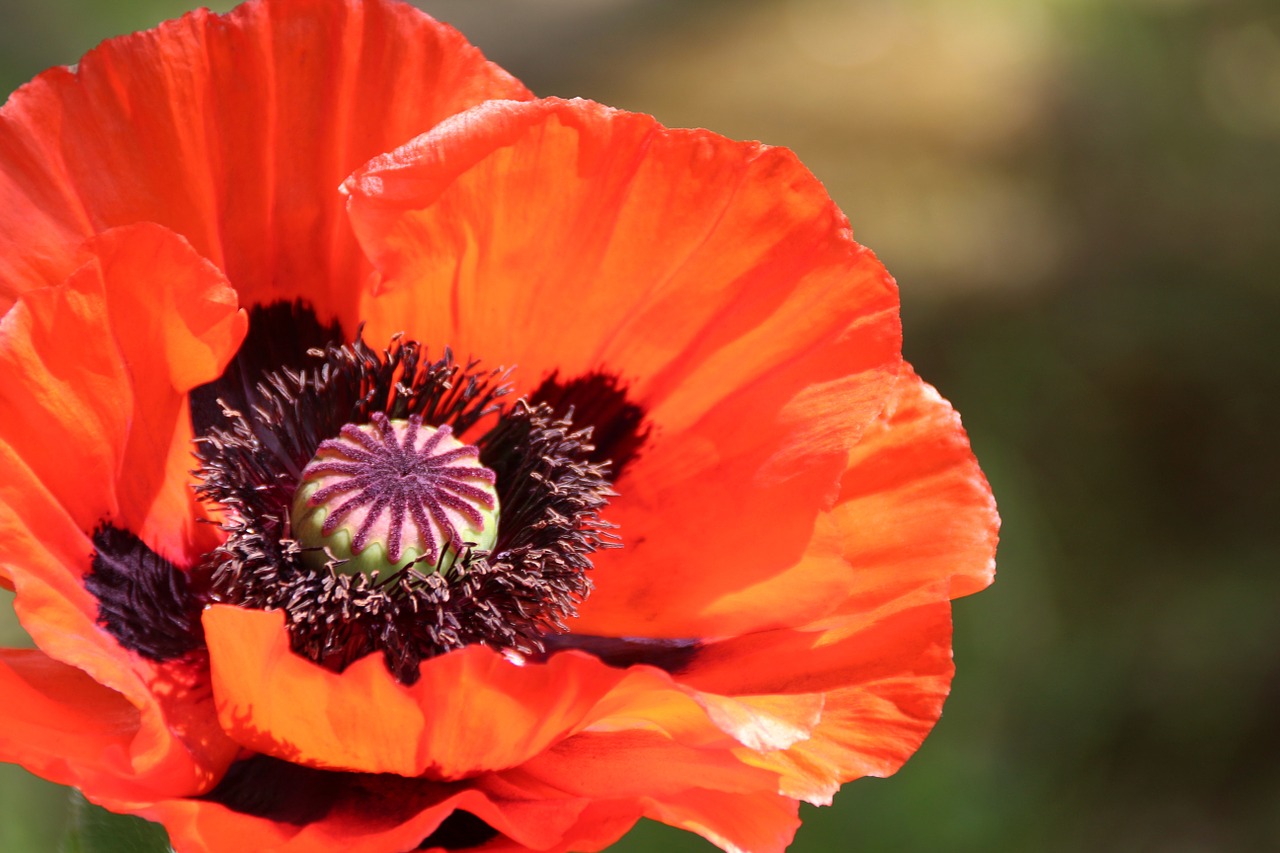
left=290, top=413, right=499, bottom=577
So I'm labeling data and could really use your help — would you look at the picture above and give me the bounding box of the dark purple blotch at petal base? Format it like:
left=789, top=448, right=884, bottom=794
left=540, top=633, right=700, bottom=674
left=531, top=371, right=651, bottom=477
left=190, top=299, right=344, bottom=437
left=84, top=523, right=204, bottom=661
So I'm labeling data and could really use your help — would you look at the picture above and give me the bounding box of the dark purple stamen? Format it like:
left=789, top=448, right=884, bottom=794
left=85, top=523, right=204, bottom=662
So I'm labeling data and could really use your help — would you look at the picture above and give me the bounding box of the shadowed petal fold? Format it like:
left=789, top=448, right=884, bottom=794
left=150, top=766, right=643, bottom=853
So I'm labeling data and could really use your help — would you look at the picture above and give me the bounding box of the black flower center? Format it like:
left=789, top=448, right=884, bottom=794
left=193, top=332, right=619, bottom=682
left=83, top=301, right=654, bottom=687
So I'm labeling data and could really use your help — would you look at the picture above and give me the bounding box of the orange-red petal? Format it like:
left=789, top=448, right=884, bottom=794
left=0, top=223, right=245, bottom=799
left=667, top=582, right=955, bottom=799
left=579, top=364, right=994, bottom=805
left=503, top=731, right=781, bottom=801
left=150, top=779, right=641, bottom=853
left=150, top=786, right=499, bottom=853
left=492, top=733, right=802, bottom=852
left=0, top=221, right=243, bottom=570
left=0, top=640, right=233, bottom=804
left=643, top=789, right=801, bottom=853
left=0, top=648, right=142, bottom=795
left=204, top=605, right=701, bottom=779
left=0, top=0, right=530, bottom=323
left=344, top=97, right=902, bottom=638
left=730, top=367, right=998, bottom=802
left=829, top=363, right=999, bottom=611
left=146, top=705, right=800, bottom=851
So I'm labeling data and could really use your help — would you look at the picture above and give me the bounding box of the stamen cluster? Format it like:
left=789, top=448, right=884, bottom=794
left=194, top=337, right=617, bottom=683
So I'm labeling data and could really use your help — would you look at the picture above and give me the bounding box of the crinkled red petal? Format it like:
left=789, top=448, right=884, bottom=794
left=204, top=605, right=710, bottom=779
left=344, top=96, right=903, bottom=639
left=0, top=223, right=244, bottom=799
left=643, top=789, right=801, bottom=853
left=501, top=731, right=781, bottom=800
left=148, top=772, right=641, bottom=853
left=0, top=0, right=530, bottom=324
left=829, top=363, right=999, bottom=610
left=489, top=733, right=805, bottom=852
left=0, top=648, right=143, bottom=795
left=639, top=365, right=997, bottom=803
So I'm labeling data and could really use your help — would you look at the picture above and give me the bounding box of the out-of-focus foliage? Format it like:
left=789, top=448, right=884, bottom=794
left=2, top=0, right=1276, bottom=851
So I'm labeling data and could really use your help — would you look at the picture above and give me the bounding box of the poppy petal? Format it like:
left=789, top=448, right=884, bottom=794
left=149, top=786, right=488, bottom=853
left=644, top=789, right=801, bottom=853
left=757, top=675, right=956, bottom=807
left=0, top=222, right=244, bottom=566
left=0, top=223, right=245, bottom=796
left=504, top=731, right=781, bottom=800
left=0, top=220, right=242, bottom=676
left=0, top=638, right=233, bottom=802
left=587, top=366, right=991, bottom=802
left=830, top=363, right=999, bottom=610
left=0, top=472, right=222, bottom=799
left=0, top=442, right=103, bottom=661
left=678, top=586, right=954, bottom=803
left=204, top=605, right=692, bottom=779
left=151, top=780, right=638, bottom=853
left=494, top=732, right=802, bottom=851
left=0, top=648, right=143, bottom=796
left=0, top=0, right=530, bottom=323
left=148, top=750, right=650, bottom=853
left=690, top=692, right=826, bottom=753
left=344, top=97, right=902, bottom=638
left=513, top=801, right=642, bottom=853
left=205, top=606, right=849, bottom=801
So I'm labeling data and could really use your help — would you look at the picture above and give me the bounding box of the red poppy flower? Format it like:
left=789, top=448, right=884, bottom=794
left=0, top=1, right=997, bottom=852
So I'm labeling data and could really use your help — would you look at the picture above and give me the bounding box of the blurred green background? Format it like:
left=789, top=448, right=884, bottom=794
left=2, top=0, right=1277, bottom=850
